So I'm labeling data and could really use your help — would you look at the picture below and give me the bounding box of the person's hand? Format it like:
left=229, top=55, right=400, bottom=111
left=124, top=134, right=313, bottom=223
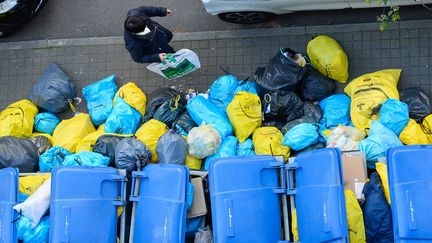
left=159, top=53, right=167, bottom=62
left=167, top=9, right=173, bottom=16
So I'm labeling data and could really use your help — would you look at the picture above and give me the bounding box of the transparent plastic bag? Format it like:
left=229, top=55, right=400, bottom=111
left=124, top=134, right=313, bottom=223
left=326, top=126, right=366, bottom=151
left=194, top=227, right=214, bottom=243
left=187, top=124, right=221, bottom=159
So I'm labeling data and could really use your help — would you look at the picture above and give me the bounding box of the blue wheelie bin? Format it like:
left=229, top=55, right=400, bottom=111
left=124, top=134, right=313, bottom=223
left=208, top=148, right=349, bottom=242
left=50, top=166, right=126, bottom=243
left=129, top=164, right=190, bottom=243
left=1, top=166, right=126, bottom=243
left=387, top=145, right=432, bottom=242
left=0, top=168, right=19, bottom=243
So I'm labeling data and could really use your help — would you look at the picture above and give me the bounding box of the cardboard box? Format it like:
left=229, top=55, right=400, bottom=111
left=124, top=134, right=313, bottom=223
left=187, top=171, right=208, bottom=219
left=342, top=151, right=367, bottom=199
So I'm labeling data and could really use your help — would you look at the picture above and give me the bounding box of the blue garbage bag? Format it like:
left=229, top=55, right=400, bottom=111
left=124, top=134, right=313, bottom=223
left=204, top=136, right=238, bottom=171
left=319, top=94, right=351, bottom=128
left=62, top=151, right=110, bottom=167
left=235, top=80, right=258, bottom=95
left=19, top=192, right=28, bottom=203
left=186, top=216, right=205, bottom=236
left=39, top=146, right=72, bottom=172
left=34, top=113, right=60, bottom=135
left=318, top=124, right=331, bottom=143
left=359, top=121, right=402, bottom=168
left=186, top=182, right=194, bottom=210
left=104, top=97, right=141, bottom=134
left=208, top=75, right=239, bottom=113
left=82, top=75, right=118, bottom=126
left=378, top=99, right=409, bottom=136
left=282, top=123, right=319, bottom=151
left=29, top=63, right=77, bottom=113
left=17, top=215, right=50, bottom=243
left=237, top=138, right=256, bottom=156
left=186, top=96, right=233, bottom=138
left=362, top=173, right=394, bottom=243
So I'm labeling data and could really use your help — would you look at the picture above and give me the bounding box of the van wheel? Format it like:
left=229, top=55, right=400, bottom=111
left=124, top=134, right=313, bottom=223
left=218, top=11, right=272, bottom=24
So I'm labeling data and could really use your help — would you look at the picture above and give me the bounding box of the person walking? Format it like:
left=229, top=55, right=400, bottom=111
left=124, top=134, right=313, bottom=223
left=124, top=6, right=174, bottom=63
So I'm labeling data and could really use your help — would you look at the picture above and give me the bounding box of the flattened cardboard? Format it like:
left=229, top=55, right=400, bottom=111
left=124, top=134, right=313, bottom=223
left=342, top=151, right=367, bottom=199
left=187, top=172, right=207, bottom=219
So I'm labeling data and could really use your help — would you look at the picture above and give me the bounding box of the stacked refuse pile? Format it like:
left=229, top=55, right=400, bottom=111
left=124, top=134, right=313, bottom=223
left=1, top=35, right=432, bottom=242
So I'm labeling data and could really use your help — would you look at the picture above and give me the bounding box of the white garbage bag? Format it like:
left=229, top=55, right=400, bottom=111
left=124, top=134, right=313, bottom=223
left=13, top=178, right=51, bottom=228
left=147, top=49, right=201, bottom=80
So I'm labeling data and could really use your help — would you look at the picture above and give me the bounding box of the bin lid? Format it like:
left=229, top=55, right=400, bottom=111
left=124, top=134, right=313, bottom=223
left=0, top=168, right=18, bottom=243
left=209, top=155, right=282, bottom=243
left=131, top=164, right=189, bottom=243
left=387, top=145, right=432, bottom=241
left=50, top=166, right=123, bottom=243
left=295, top=148, right=348, bottom=243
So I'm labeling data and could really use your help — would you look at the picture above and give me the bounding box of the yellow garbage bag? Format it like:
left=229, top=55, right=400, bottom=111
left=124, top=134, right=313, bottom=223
left=114, top=82, right=147, bottom=115
left=252, top=127, right=290, bottom=161
left=399, top=119, right=429, bottom=145
left=135, top=119, right=168, bottom=162
left=345, top=190, right=366, bottom=243
left=292, top=208, right=299, bottom=242
left=0, top=99, right=38, bottom=138
left=76, top=124, right=106, bottom=152
left=375, top=162, right=391, bottom=204
left=53, top=113, right=96, bottom=153
left=227, top=91, right=262, bottom=143
left=307, top=35, right=349, bottom=83
left=422, top=114, right=432, bottom=143
left=186, top=153, right=202, bottom=170
left=19, top=174, right=51, bottom=196
left=344, top=69, right=401, bottom=132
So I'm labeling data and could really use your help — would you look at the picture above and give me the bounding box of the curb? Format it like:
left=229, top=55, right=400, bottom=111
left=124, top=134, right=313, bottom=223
left=0, top=19, right=431, bottom=51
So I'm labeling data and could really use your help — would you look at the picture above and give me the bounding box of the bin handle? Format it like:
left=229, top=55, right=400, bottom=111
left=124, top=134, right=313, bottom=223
left=111, top=174, right=126, bottom=206
left=267, top=160, right=286, bottom=194
left=285, top=163, right=299, bottom=195
left=129, top=172, right=148, bottom=202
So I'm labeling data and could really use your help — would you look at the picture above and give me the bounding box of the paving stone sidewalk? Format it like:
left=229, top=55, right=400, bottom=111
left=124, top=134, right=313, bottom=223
left=0, top=20, right=431, bottom=112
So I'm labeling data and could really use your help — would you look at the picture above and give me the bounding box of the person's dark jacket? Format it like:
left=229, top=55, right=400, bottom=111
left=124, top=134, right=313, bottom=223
left=362, top=172, right=394, bottom=243
left=124, top=6, right=175, bottom=63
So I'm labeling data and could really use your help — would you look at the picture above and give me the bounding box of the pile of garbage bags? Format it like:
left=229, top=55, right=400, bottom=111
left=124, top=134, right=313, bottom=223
left=1, top=34, right=432, bottom=242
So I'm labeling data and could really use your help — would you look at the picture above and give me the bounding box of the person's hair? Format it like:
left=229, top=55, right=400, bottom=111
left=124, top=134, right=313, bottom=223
left=124, top=16, right=146, bottom=33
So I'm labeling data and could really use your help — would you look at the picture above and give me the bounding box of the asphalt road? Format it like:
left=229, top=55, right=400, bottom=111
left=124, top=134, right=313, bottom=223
left=2, top=0, right=432, bottom=42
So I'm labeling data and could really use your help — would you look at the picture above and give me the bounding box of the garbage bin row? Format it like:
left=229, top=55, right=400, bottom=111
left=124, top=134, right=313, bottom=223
left=1, top=145, right=432, bottom=243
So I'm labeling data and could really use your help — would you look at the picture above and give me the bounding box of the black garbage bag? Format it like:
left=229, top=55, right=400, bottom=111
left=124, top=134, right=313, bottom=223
left=362, top=173, right=394, bottom=243
left=281, top=117, right=317, bottom=134
left=261, top=119, right=286, bottom=131
left=94, top=135, right=127, bottom=167
left=291, top=142, right=326, bottom=157
left=153, top=98, right=185, bottom=128
left=262, top=90, right=304, bottom=122
left=143, top=88, right=186, bottom=122
left=299, top=67, right=335, bottom=101
left=257, top=48, right=306, bottom=95
left=156, top=131, right=187, bottom=165
left=30, top=135, right=52, bottom=156
left=29, top=63, right=77, bottom=113
left=303, top=101, right=323, bottom=123
left=254, top=67, right=266, bottom=83
left=0, top=137, right=39, bottom=172
left=400, top=87, right=432, bottom=122
left=174, top=111, right=197, bottom=134
left=115, top=138, right=152, bottom=171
